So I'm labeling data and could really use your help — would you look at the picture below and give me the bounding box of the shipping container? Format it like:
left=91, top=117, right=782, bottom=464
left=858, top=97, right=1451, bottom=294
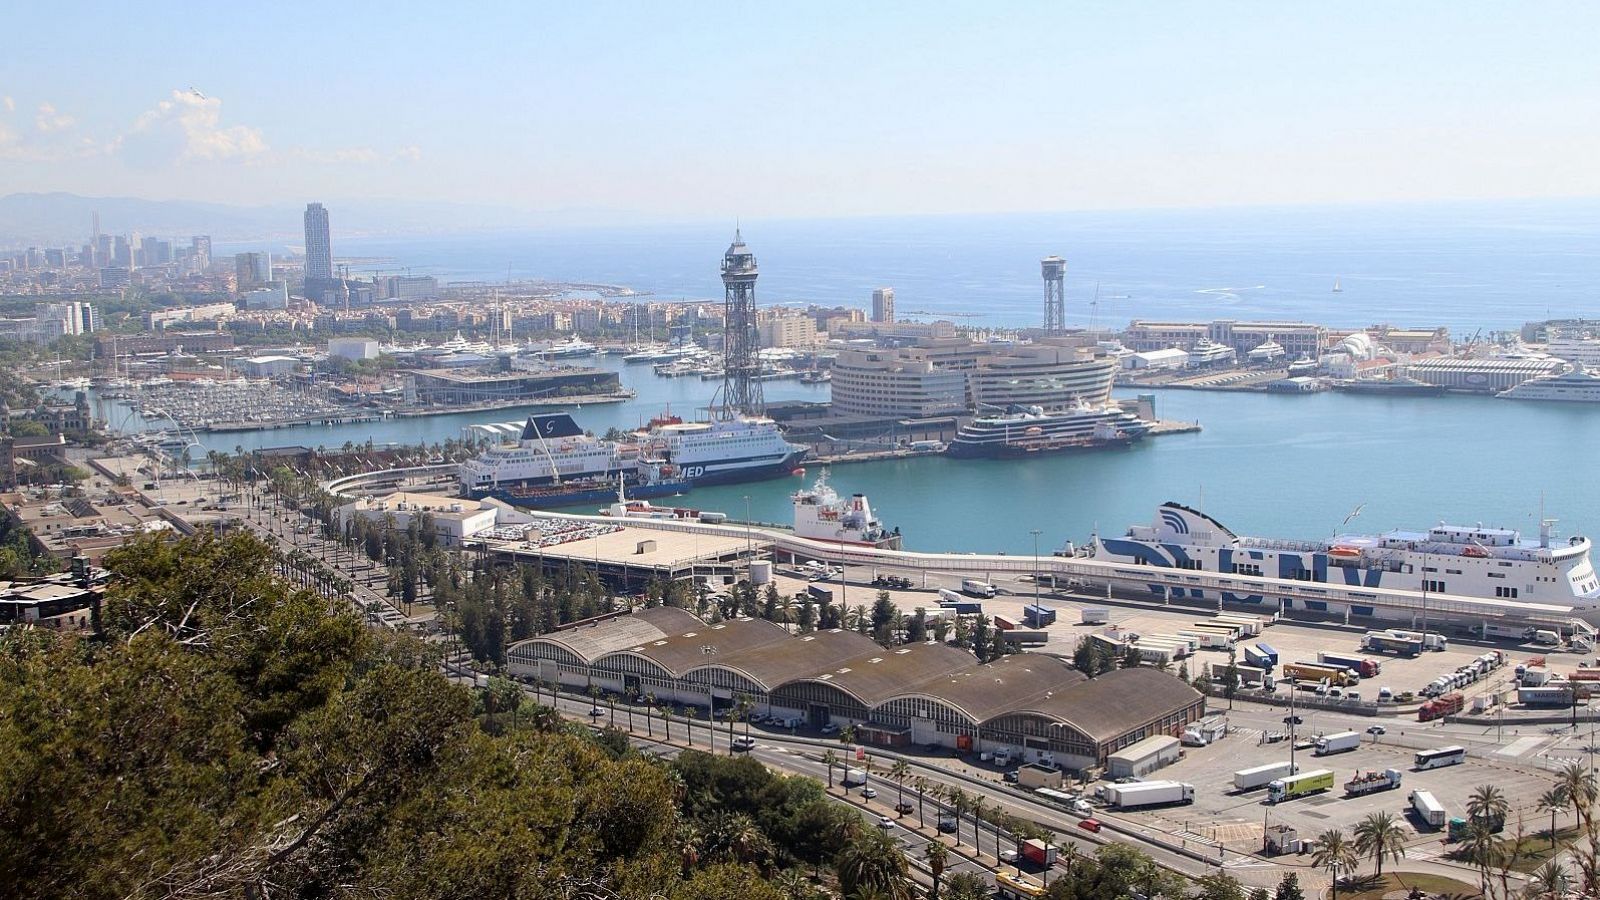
left=1080, top=607, right=1110, bottom=625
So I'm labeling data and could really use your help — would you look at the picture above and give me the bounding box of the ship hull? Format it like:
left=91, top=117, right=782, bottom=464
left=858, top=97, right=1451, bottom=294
left=946, top=434, right=1137, bottom=460
left=680, top=450, right=807, bottom=486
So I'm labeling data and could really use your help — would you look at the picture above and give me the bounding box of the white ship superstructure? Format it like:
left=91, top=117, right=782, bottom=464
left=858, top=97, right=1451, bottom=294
left=791, top=470, right=898, bottom=546
left=1498, top=366, right=1600, bottom=403
left=459, top=414, right=634, bottom=493
left=1091, top=502, right=1600, bottom=614
left=635, top=413, right=806, bottom=484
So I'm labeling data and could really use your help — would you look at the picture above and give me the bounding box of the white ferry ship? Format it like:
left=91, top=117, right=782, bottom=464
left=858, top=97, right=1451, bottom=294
left=458, top=413, right=640, bottom=494
left=1089, top=502, right=1600, bottom=614
left=945, top=403, right=1150, bottom=459
left=528, top=336, right=597, bottom=359
left=632, top=412, right=806, bottom=484
left=1498, top=366, right=1600, bottom=403
left=791, top=470, right=900, bottom=548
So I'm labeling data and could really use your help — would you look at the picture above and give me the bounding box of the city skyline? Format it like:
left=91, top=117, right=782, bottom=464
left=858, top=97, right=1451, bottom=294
left=2, top=2, right=1599, bottom=221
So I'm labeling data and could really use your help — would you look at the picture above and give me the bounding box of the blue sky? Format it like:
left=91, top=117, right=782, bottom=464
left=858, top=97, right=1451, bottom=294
left=2, top=2, right=1598, bottom=219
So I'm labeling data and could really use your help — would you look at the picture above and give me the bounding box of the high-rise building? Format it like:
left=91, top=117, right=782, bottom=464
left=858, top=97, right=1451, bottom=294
left=303, top=202, right=333, bottom=296
left=235, top=251, right=273, bottom=287
left=112, top=236, right=132, bottom=270
left=871, top=287, right=895, bottom=324
left=190, top=236, right=212, bottom=270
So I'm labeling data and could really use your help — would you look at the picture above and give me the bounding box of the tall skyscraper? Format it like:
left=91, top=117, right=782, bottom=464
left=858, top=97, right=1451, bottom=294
left=1041, top=256, right=1066, bottom=333
left=871, top=287, right=895, bottom=324
left=190, top=236, right=212, bottom=270
left=303, top=202, right=333, bottom=295
left=719, top=230, right=763, bottom=416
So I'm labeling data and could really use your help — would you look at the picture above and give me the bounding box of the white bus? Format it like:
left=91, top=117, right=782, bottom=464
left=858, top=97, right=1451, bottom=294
left=1413, top=745, right=1467, bottom=770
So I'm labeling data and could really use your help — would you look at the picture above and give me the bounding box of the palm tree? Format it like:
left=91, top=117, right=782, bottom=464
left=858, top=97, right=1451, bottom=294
left=823, top=749, right=839, bottom=789
left=835, top=829, right=912, bottom=900
left=947, top=787, right=968, bottom=848
left=773, top=869, right=811, bottom=900
left=924, top=839, right=949, bottom=900
left=684, top=706, right=698, bottom=746
left=913, top=775, right=928, bottom=828
left=1038, top=830, right=1056, bottom=886
left=890, top=760, right=910, bottom=814
left=1468, top=784, right=1510, bottom=828
left=1537, top=785, right=1569, bottom=851
left=658, top=703, right=672, bottom=742
left=1311, top=829, right=1358, bottom=900
left=643, top=693, right=655, bottom=737
left=1461, top=821, right=1500, bottom=898
left=1352, top=811, right=1406, bottom=877
left=1528, top=859, right=1571, bottom=900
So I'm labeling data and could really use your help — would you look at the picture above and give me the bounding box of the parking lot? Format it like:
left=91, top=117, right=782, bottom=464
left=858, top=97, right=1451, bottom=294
left=1128, top=722, right=1562, bottom=856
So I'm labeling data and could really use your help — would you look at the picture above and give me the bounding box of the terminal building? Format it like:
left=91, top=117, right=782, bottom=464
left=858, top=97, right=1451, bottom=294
left=1123, top=319, right=1327, bottom=360
left=1405, top=357, right=1564, bottom=393
left=829, top=338, right=1115, bottom=418
left=403, top=366, right=621, bottom=405
left=507, top=606, right=1205, bottom=770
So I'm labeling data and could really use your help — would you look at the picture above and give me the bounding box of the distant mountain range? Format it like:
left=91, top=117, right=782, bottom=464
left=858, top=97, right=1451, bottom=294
left=0, top=192, right=632, bottom=247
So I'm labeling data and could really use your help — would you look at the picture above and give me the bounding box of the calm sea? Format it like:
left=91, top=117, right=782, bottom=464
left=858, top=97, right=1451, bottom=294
left=180, top=202, right=1600, bottom=552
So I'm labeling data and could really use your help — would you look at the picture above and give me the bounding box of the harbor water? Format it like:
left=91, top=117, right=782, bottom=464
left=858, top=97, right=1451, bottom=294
left=106, top=358, right=1600, bottom=556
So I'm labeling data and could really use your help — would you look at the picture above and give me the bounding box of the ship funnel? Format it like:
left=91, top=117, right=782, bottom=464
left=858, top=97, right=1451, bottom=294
left=1541, top=518, right=1556, bottom=549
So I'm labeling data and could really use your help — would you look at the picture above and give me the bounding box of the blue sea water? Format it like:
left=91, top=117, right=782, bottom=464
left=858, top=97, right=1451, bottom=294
left=186, top=201, right=1600, bottom=552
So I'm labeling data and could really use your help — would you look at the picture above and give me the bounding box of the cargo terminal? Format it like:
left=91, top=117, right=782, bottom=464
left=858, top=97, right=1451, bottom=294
left=506, top=606, right=1205, bottom=770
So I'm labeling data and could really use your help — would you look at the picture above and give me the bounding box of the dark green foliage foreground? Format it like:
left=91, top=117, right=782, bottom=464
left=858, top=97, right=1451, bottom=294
left=0, top=532, right=878, bottom=900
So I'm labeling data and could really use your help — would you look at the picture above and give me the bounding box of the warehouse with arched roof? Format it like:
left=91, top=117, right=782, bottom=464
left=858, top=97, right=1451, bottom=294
left=505, top=608, right=1204, bottom=770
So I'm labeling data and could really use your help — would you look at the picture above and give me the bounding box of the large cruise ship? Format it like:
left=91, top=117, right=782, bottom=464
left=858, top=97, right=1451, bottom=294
left=945, top=403, right=1151, bottom=459
left=1089, top=502, right=1600, bottom=614
left=632, top=412, right=807, bottom=484
left=1498, top=366, right=1600, bottom=403
left=458, top=413, right=684, bottom=506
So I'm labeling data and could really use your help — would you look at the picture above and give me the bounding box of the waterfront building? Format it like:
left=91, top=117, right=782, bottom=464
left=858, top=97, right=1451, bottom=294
left=338, top=491, right=522, bottom=547
left=506, top=606, right=1204, bottom=765
left=404, top=367, right=621, bottom=405
left=145, top=302, right=237, bottom=330
left=375, top=274, right=439, bottom=301
left=240, top=283, right=289, bottom=310
left=1547, top=335, right=1600, bottom=368
left=832, top=319, right=959, bottom=342
left=96, top=332, right=236, bottom=356
left=1126, top=348, right=1188, bottom=370
left=328, top=338, right=379, bottom=361
left=1123, top=319, right=1327, bottom=359
left=871, top=287, right=895, bottom=323
left=237, top=355, right=299, bottom=378
left=829, top=347, right=972, bottom=418
left=1405, top=357, right=1563, bottom=393
left=757, top=311, right=820, bottom=349
left=966, top=344, right=1114, bottom=409
left=234, top=251, right=272, bottom=287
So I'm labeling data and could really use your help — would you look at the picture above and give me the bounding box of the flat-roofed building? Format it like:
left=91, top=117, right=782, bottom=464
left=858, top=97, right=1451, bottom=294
left=831, top=338, right=1115, bottom=417
left=1125, top=319, right=1327, bottom=359
left=830, top=348, right=970, bottom=417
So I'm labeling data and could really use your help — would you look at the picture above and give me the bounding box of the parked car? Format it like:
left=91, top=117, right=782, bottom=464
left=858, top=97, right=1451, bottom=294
left=1003, top=770, right=1020, bottom=783
left=820, top=722, right=840, bottom=735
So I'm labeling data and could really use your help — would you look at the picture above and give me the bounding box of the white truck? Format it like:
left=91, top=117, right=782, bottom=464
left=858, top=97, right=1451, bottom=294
left=1081, top=607, right=1110, bottom=625
left=842, top=768, right=868, bottom=787
left=1410, top=789, right=1447, bottom=828
left=962, top=579, right=997, bottom=598
left=1103, top=780, right=1195, bottom=810
left=1313, top=730, right=1362, bottom=756
left=1234, top=761, right=1299, bottom=792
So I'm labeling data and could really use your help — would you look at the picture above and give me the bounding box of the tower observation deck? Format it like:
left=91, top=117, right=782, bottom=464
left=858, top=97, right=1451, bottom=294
left=719, top=230, right=763, bottom=416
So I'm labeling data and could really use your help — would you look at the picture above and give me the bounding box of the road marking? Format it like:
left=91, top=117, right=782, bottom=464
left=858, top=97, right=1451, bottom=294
left=1496, top=735, right=1544, bottom=757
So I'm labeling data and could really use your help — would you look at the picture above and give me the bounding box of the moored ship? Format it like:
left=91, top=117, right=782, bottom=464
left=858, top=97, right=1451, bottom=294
left=944, top=403, right=1150, bottom=459
left=1086, top=502, right=1600, bottom=614
left=458, top=413, right=689, bottom=508
left=631, top=411, right=806, bottom=484
left=791, top=470, right=901, bottom=549
left=1497, top=366, right=1600, bottom=403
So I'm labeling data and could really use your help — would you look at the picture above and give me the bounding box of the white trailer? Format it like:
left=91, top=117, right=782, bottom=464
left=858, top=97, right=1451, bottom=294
left=1234, top=761, right=1298, bottom=791
left=1410, top=790, right=1447, bottom=828
left=1103, top=780, right=1195, bottom=810
left=1313, top=731, right=1362, bottom=756
left=1081, top=607, right=1110, bottom=625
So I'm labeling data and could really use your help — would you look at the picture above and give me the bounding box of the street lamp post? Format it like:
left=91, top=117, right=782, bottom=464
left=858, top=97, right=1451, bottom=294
left=1031, top=529, right=1042, bottom=608
left=742, top=495, right=752, bottom=562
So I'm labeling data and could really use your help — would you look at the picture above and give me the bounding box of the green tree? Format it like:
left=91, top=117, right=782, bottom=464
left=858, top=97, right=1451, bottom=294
left=834, top=829, right=911, bottom=900
left=1312, top=829, right=1358, bottom=900
left=1273, top=871, right=1305, bottom=900
left=941, top=871, right=990, bottom=900
left=1196, top=872, right=1246, bottom=900
left=924, top=840, right=949, bottom=900
left=1352, top=811, right=1406, bottom=876
left=1537, top=784, right=1569, bottom=850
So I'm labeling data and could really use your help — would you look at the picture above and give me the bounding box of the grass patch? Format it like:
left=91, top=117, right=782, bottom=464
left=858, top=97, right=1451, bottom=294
left=1332, top=871, right=1480, bottom=900
left=1445, top=825, right=1585, bottom=874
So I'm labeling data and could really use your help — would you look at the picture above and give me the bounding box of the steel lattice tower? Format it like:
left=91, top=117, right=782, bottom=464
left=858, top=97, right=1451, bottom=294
left=1042, top=255, right=1066, bottom=332
left=719, top=230, right=763, bottom=416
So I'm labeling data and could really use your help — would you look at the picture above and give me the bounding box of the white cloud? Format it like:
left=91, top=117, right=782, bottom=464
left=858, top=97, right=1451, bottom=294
left=2, top=96, right=14, bottom=113
left=121, top=89, right=267, bottom=164
left=391, top=145, right=421, bottom=162
left=35, top=102, right=75, bottom=133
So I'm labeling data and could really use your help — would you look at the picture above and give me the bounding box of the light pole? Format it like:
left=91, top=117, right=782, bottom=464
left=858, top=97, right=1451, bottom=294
left=742, top=494, right=752, bottom=562
left=1031, top=529, right=1042, bottom=608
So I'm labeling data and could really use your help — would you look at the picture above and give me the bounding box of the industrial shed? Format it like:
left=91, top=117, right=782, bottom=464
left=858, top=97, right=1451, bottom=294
left=506, top=609, right=1205, bottom=769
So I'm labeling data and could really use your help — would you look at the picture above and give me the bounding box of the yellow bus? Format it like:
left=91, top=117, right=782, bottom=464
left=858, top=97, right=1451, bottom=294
left=996, top=871, right=1047, bottom=899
